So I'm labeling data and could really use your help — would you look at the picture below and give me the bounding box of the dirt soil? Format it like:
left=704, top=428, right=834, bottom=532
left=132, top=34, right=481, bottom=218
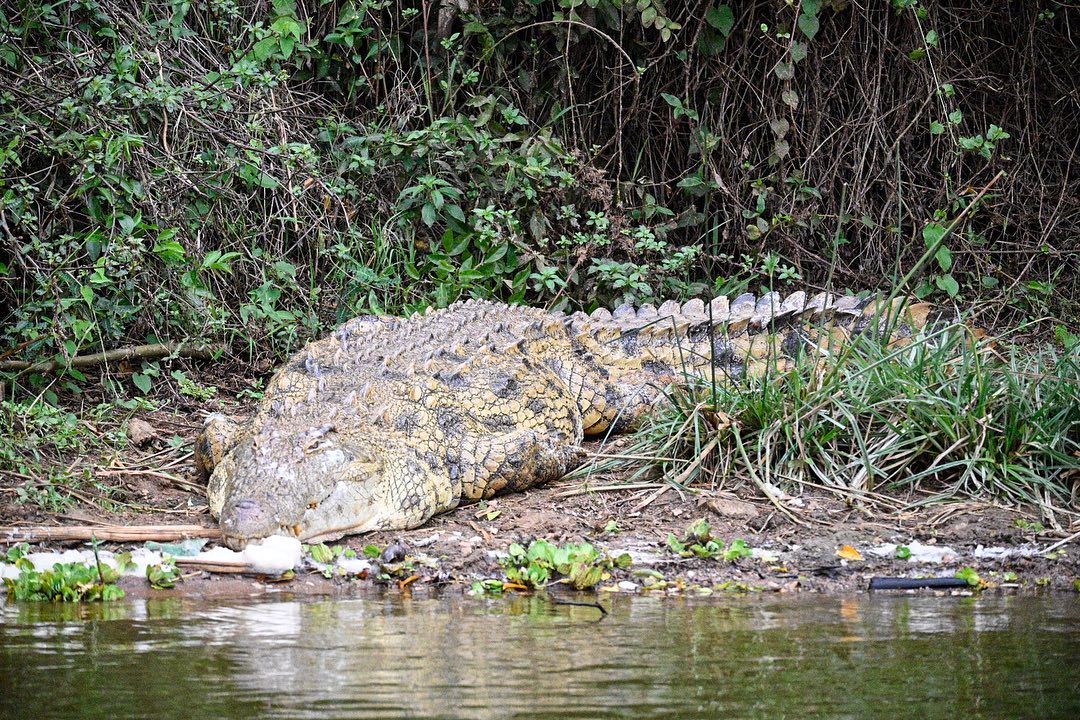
left=3, top=401, right=1079, bottom=600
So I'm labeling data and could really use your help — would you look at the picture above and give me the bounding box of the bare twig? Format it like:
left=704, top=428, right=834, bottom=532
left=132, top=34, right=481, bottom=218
left=0, top=343, right=225, bottom=376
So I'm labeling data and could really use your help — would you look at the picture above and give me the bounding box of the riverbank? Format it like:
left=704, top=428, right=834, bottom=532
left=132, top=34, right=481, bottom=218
left=2, top=402, right=1077, bottom=599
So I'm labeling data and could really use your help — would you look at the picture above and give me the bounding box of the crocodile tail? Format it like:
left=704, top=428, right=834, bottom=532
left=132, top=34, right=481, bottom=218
left=569, top=290, right=934, bottom=343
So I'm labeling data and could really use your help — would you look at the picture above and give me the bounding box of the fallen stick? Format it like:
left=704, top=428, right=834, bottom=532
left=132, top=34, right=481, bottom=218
left=0, top=342, right=225, bottom=376
left=174, top=558, right=250, bottom=574
left=0, top=524, right=221, bottom=544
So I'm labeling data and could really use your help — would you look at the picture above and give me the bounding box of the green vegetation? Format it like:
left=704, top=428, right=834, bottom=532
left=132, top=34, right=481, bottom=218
left=666, top=519, right=753, bottom=560
left=146, top=560, right=182, bottom=590
left=474, top=539, right=631, bottom=594
left=0, top=399, right=132, bottom=511
left=3, top=543, right=125, bottom=601
left=581, top=326, right=1080, bottom=510
left=1, top=2, right=1074, bottom=373
left=955, top=567, right=985, bottom=590
left=0, top=2, right=1076, bottom=511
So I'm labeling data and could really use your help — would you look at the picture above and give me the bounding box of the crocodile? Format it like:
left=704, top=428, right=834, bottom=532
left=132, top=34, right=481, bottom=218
left=198, top=291, right=932, bottom=549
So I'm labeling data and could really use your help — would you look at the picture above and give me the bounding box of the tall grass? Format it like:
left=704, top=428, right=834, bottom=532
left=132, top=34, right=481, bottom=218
left=578, top=325, right=1080, bottom=512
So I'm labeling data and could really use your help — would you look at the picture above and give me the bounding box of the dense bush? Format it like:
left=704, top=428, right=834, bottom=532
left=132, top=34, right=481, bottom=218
left=1, top=0, right=1077, bottom=385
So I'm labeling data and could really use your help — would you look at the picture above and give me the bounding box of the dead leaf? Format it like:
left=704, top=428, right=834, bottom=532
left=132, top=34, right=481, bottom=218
left=836, top=545, right=863, bottom=561
left=127, top=418, right=158, bottom=447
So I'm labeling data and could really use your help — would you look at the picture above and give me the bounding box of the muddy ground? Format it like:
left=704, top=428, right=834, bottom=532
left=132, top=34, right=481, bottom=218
left=3, top=398, right=1079, bottom=600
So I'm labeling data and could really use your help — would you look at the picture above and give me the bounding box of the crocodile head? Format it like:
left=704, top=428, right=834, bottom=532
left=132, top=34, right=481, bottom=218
left=208, top=424, right=388, bottom=550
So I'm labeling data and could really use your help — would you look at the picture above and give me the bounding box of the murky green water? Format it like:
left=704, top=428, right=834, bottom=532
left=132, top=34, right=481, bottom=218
left=1, top=593, right=1077, bottom=719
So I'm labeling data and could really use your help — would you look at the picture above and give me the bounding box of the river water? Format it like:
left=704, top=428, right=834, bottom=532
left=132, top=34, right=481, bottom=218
left=1, top=593, right=1077, bottom=719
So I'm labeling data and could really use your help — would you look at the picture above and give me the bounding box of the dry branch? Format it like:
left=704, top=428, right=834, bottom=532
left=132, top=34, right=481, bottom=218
left=0, top=524, right=221, bottom=544
left=173, top=557, right=250, bottom=573
left=0, top=343, right=225, bottom=376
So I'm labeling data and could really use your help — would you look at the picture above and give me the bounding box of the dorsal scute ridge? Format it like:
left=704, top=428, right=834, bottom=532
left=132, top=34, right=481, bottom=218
left=556, top=288, right=883, bottom=342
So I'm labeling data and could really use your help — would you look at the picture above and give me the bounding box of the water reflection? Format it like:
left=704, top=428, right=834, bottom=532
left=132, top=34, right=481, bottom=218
left=1, top=594, right=1078, bottom=719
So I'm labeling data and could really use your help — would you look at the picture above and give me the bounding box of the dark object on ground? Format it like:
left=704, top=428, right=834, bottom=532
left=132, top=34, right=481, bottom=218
left=869, top=577, right=972, bottom=591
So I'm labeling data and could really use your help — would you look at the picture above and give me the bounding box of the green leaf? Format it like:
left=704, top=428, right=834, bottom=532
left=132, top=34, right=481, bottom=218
left=923, top=221, right=947, bottom=248
left=1054, top=325, right=1079, bottom=350
left=930, top=121, right=945, bottom=135
left=790, top=40, right=808, bottom=63
left=132, top=373, right=153, bottom=394
left=987, top=124, right=1010, bottom=141
left=279, top=36, right=295, bottom=59
left=705, top=5, right=734, bottom=36
left=660, top=93, right=682, bottom=108
left=956, top=567, right=982, bottom=588
left=935, top=273, right=959, bottom=297
left=253, top=37, right=278, bottom=62
left=934, top=244, right=953, bottom=271
left=640, top=6, right=657, bottom=26
left=797, top=12, right=819, bottom=40
left=948, top=109, right=963, bottom=124
left=925, top=29, right=939, bottom=47
left=446, top=204, right=467, bottom=223
left=80, top=286, right=94, bottom=304
left=153, top=240, right=187, bottom=264
left=421, top=203, right=436, bottom=226
left=666, top=534, right=687, bottom=555
left=309, top=544, right=334, bottom=564
left=908, top=48, right=926, bottom=61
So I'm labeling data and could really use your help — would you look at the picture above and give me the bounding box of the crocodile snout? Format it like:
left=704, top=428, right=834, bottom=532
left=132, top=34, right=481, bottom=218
left=220, top=497, right=275, bottom=549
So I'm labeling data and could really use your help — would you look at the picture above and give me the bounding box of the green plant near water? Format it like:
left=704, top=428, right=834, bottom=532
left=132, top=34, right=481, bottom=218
left=146, top=560, right=182, bottom=590
left=666, top=519, right=753, bottom=561
left=486, top=540, right=631, bottom=593
left=580, top=324, right=1080, bottom=510
left=3, top=543, right=125, bottom=602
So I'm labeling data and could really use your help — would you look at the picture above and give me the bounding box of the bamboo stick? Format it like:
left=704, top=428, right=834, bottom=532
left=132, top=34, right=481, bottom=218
left=0, top=524, right=221, bottom=543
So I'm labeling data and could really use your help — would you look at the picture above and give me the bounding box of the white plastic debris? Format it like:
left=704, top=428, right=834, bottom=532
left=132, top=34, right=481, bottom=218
left=336, top=556, right=373, bottom=576
left=617, top=581, right=639, bottom=592
left=751, top=548, right=781, bottom=563
left=973, top=544, right=1042, bottom=559
left=190, top=536, right=302, bottom=574
left=869, top=541, right=958, bottom=564
left=243, top=536, right=302, bottom=575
